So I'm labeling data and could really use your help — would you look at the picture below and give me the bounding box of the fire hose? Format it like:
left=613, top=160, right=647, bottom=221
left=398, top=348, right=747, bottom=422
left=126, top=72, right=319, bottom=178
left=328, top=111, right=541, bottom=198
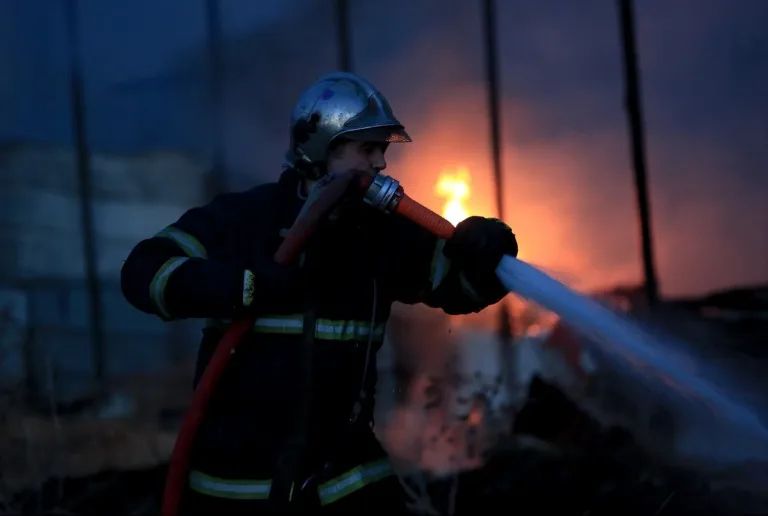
left=161, top=172, right=459, bottom=516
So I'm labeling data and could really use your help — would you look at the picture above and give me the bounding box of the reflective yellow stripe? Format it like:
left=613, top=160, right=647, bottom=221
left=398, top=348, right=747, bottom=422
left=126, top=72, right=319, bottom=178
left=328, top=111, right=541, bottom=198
left=253, top=315, right=304, bottom=334
left=155, top=226, right=208, bottom=258
left=149, top=257, right=188, bottom=319
left=189, top=470, right=271, bottom=500
left=315, top=319, right=385, bottom=341
left=429, top=239, right=450, bottom=291
left=318, top=459, right=393, bottom=505
left=252, top=315, right=385, bottom=341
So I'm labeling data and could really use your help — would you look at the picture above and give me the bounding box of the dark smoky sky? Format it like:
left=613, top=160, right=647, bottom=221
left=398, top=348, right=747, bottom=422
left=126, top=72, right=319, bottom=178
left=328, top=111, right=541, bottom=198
left=1, top=0, right=766, bottom=297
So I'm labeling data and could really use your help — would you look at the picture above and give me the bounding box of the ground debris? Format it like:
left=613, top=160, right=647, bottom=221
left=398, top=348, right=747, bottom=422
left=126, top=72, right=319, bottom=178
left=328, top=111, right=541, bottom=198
left=437, top=376, right=766, bottom=516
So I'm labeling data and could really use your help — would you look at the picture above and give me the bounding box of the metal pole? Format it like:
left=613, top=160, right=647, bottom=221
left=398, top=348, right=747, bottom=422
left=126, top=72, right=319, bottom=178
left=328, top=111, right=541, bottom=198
left=65, top=0, right=106, bottom=391
left=335, top=0, right=352, bottom=71
left=483, top=0, right=505, bottom=224
left=205, top=0, right=226, bottom=194
left=481, top=0, right=514, bottom=342
left=617, top=0, right=660, bottom=305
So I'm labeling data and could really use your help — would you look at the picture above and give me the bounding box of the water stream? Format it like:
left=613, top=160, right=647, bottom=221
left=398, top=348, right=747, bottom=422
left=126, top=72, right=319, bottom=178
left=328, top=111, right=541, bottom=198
left=496, top=256, right=768, bottom=462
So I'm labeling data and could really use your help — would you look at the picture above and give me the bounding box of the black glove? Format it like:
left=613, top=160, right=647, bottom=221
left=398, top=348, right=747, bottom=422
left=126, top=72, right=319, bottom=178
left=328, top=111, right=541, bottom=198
left=443, top=216, right=518, bottom=303
left=242, top=253, right=306, bottom=313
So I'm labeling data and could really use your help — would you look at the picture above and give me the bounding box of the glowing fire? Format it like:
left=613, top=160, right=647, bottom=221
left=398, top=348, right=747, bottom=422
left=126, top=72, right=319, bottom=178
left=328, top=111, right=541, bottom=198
left=435, top=166, right=471, bottom=225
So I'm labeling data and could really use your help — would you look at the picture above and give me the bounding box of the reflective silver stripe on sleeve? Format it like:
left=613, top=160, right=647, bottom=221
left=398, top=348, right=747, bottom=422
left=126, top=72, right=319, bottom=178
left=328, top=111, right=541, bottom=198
left=149, top=256, right=189, bottom=319
left=155, top=226, right=208, bottom=259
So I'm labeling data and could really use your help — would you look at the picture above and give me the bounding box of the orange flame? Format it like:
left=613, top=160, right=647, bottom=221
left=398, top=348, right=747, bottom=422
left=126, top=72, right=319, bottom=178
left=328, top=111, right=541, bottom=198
left=435, top=166, right=471, bottom=225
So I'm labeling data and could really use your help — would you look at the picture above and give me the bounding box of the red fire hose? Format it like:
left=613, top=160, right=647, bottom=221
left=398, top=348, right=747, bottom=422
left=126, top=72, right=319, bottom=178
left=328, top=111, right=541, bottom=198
left=274, top=172, right=455, bottom=264
left=161, top=173, right=454, bottom=516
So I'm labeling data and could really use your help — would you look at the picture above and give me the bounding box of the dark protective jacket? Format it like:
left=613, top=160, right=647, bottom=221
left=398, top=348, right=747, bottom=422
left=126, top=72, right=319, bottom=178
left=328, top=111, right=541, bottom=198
left=120, top=168, right=501, bottom=505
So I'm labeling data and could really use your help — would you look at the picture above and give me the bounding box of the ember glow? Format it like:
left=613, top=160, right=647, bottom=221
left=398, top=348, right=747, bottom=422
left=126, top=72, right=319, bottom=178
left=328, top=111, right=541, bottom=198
left=435, top=166, right=471, bottom=225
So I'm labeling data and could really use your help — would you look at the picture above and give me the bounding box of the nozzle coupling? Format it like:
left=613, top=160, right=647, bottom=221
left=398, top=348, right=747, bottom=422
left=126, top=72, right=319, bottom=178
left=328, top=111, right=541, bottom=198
left=362, top=174, right=403, bottom=214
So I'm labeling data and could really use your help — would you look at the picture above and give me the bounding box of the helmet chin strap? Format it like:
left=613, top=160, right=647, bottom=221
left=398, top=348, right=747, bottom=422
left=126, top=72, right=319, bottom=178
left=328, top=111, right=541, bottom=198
left=292, top=146, right=328, bottom=181
left=294, top=159, right=327, bottom=201
left=304, top=165, right=327, bottom=181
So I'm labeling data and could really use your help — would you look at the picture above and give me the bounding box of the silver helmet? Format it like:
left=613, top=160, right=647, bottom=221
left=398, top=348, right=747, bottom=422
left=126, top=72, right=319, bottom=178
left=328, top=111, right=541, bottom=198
left=286, top=72, right=411, bottom=177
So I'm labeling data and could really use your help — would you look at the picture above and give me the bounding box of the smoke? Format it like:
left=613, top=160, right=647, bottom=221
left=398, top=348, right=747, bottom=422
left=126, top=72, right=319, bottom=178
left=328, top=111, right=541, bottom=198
left=375, top=303, right=516, bottom=477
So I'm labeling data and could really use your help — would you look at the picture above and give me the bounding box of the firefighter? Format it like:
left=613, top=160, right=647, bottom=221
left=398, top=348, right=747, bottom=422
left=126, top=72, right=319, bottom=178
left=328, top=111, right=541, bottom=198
left=121, top=71, right=518, bottom=515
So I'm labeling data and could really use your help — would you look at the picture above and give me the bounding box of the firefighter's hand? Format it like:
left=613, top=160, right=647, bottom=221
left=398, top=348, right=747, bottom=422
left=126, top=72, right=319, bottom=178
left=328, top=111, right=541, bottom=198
left=444, top=216, right=518, bottom=303
left=275, top=171, right=370, bottom=266
left=245, top=254, right=306, bottom=311
left=297, top=170, right=369, bottom=222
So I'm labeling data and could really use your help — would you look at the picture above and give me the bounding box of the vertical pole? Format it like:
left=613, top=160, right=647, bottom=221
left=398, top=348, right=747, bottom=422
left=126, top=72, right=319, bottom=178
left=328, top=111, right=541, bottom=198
left=336, top=0, right=352, bottom=71
left=618, top=0, right=660, bottom=305
left=65, top=0, right=105, bottom=392
left=205, top=0, right=226, bottom=194
left=481, top=0, right=514, bottom=343
left=483, top=0, right=505, bottom=224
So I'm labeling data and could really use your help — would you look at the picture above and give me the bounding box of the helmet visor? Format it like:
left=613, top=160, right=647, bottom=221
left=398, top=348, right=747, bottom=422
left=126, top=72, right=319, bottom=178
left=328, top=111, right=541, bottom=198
left=343, top=125, right=412, bottom=144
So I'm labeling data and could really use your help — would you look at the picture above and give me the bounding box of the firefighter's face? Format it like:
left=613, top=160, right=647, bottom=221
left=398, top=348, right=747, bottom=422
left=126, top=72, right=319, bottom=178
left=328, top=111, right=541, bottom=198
left=327, top=140, right=388, bottom=176
left=317, top=140, right=389, bottom=222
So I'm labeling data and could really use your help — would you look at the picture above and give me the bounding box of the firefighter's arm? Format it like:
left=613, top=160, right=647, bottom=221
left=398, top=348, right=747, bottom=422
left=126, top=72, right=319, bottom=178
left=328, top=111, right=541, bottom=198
left=120, top=192, right=295, bottom=320
left=393, top=216, right=518, bottom=314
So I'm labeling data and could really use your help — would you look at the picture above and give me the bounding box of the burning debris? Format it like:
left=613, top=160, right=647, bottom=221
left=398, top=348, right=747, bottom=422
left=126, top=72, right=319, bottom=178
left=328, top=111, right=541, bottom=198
left=386, top=374, right=767, bottom=516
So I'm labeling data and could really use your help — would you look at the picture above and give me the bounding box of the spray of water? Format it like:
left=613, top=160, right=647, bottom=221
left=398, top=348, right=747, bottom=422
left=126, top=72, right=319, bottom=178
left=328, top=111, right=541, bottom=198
left=496, top=256, right=768, bottom=462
